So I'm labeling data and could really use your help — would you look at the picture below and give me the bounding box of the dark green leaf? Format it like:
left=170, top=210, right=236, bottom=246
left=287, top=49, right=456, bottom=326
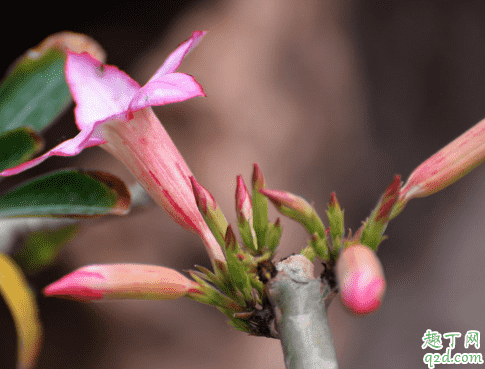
left=0, top=127, right=43, bottom=172
left=0, top=170, right=131, bottom=217
left=0, top=48, right=71, bottom=134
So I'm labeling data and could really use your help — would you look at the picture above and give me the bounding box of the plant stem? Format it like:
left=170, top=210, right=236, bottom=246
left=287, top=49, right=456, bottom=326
left=268, top=255, right=339, bottom=369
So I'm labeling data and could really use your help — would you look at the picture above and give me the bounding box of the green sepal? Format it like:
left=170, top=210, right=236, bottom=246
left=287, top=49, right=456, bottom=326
left=308, top=233, right=330, bottom=261
left=326, top=192, right=344, bottom=258
left=225, top=246, right=253, bottom=301
left=265, top=218, right=282, bottom=253
left=186, top=271, right=245, bottom=312
left=224, top=309, right=252, bottom=333
left=195, top=263, right=244, bottom=306
left=358, top=175, right=400, bottom=251
left=0, top=128, right=44, bottom=172
left=237, top=220, right=258, bottom=254
left=300, top=245, right=316, bottom=262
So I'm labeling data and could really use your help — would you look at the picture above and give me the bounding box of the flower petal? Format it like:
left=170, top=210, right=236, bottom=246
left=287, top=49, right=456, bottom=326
left=66, top=52, right=140, bottom=129
left=129, top=73, right=205, bottom=112
left=0, top=122, right=105, bottom=176
left=148, top=30, right=206, bottom=80
left=0, top=128, right=106, bottom=177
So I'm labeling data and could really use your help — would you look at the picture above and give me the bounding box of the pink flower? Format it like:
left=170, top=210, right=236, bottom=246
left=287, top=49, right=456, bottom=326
left=0, top=31, right=205, bottom=176
left=335, top=244, right=386, bottom=315
left=0, top=31, right=225, bottom=264
left=43, top=264, right=198, bottom=301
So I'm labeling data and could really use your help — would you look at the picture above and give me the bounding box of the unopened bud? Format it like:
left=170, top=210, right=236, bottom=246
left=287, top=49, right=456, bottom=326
left=401, top=117, right=485, bottom=202
left=190, top=176, right=228, bottom=248
left=326, top=192, right=344, bottom=255
left=252, top=163, right=269, bottom=249
left=335, top=245, right=386, bottom=315
left=236, top=175, right=257, bottom=252
left=260, top=188, right=326, bottom=240
left=43, top=264, right=196, bottom=301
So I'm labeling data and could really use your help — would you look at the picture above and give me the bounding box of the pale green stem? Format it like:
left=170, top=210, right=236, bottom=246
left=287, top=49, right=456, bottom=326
left=268, top=255, right=339, bottom=369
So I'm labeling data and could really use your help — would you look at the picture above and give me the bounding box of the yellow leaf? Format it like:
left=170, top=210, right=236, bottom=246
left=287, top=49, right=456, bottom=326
left=0, top=254, right=42, bottom=369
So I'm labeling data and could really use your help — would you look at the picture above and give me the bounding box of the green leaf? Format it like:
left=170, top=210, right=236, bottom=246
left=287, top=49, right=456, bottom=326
left=13, top=224, right=79, bottom=274
left=0, top=128, right=44, bottom=172
left=0, top=170, right=131, bottom=217
left=0, top=48, right=72, bottom=134
left=0, top=253, right=42, bottom=369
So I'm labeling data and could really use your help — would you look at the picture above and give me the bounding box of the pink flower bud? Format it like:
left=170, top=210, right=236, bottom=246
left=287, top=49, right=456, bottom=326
left=401, top=117, right=485, bottom=201
left=260, top=189, right=313, bottom=218
left=235, top=175, right=253, bottom=224
left=43, top=264, right=197, bottom=302
left=335, top=244, right=386, bottom=315
left=252, top=163, right=266, bottom=191
left=190, top=176, right=217, bottom=215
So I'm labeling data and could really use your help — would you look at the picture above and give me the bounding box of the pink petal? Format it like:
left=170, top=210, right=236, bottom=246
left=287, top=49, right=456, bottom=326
left=0, top=127, right=105, bottom=176
left=129, top=73, right=205, bottom=112
left=66, top=52, right=140, bottom=129
left=148, top=30, right=206, bottom=80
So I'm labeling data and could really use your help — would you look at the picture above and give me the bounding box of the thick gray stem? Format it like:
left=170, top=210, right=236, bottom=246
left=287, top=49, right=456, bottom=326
left=268, top=255, right=338, bottom=369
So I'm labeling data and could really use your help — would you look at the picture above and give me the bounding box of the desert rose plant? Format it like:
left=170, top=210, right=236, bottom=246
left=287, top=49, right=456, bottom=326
left=0, top=30, right=484, bottom=369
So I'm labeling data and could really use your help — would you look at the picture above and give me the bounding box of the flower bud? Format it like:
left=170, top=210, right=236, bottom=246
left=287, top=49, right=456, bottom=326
left=236, top=175, right=257, bottom=252
left=190, top=176, right=228, bottom=248
left=252, top=163, right=269, bottom=248
left=43, top=264, right=197, bottom=301
left=260, top=188, right=327, bottom=239
left=401, top=117, right=485, bottom=201
left=335, top=245, right=386, bottom=315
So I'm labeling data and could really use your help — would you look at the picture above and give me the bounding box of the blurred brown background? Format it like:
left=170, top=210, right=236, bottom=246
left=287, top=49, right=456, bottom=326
left=1, top=0, right=485, bottom=368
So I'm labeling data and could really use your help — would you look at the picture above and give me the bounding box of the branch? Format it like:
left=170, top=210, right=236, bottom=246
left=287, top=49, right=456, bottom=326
left=268, top=255, right=339, bottom=369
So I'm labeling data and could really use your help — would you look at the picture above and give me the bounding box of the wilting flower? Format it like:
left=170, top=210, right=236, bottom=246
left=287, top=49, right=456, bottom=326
left=0, top=31, right=225, bottom=264
left=43, top=264, right=198, bottom=301
left=335, top=244, right=386, bottom=315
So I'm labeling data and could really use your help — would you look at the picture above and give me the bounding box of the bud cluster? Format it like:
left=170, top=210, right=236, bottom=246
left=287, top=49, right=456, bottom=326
left=187, top=164, right=284, bottom=335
